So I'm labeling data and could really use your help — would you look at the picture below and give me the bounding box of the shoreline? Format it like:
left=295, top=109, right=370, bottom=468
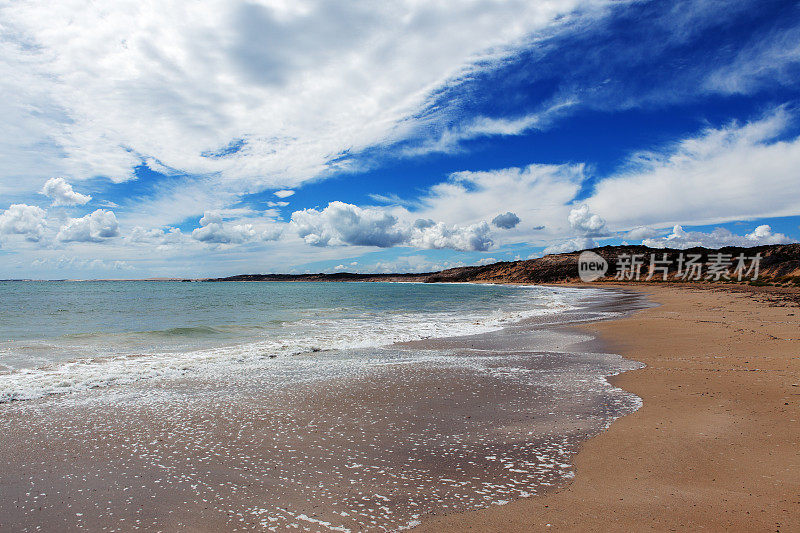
left=0, top=285, right=644, bottom=531
left=416, top=283, right=800, bottom=532
left=2, top=283, right=797, bottom=530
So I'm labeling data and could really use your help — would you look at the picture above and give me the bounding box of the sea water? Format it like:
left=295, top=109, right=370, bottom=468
left=0, top=281, right=581, bottom=402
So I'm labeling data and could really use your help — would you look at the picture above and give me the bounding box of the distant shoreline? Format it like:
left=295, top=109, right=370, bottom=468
left=8, top=242, right=800, bottom=287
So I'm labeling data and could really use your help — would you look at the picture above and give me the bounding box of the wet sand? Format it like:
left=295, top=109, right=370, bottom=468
left=0, top=288, right=644, bottom=532
left=418, top=284, right=800, bottom=532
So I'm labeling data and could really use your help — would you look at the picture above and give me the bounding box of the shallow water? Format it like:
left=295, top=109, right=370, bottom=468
left=0, top=283, right=648, bottom=532
left=0, top=281, right=581, bottom=402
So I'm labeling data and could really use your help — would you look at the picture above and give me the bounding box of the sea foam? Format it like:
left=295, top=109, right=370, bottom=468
left=0, top=285, right=582, bottom=403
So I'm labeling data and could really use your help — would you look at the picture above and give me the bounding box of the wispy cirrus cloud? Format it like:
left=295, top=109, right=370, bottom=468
left=0, top=0, right=617, bottom=195
left=586, top=108, right=800, bottom=229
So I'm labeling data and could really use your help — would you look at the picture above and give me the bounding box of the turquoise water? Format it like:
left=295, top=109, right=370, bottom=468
left=0, top=281, right=578, bottom=401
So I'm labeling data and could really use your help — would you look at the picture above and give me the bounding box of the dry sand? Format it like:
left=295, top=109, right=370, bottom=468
left=417, top=284, right=800, bottom=532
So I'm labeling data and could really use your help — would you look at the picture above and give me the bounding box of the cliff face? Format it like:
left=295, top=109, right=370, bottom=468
left=209, top=243, right=800, bottom=285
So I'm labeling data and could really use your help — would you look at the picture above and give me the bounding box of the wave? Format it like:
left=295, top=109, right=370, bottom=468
left=0, top=287, right=583, bottom=403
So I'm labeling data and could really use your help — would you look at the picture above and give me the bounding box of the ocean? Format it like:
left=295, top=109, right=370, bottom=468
left=0, top=281, right=646, bottom=531
left=0, top=281, right=578, bottom=402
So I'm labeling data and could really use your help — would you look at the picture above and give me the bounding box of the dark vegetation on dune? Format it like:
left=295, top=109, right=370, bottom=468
left=209, top=244, right=800, bottom=286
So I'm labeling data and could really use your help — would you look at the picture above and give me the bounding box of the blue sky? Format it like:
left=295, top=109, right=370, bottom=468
left=1, top=0, right=799, bottom=278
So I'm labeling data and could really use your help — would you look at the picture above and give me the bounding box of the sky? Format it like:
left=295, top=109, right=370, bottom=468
left=1, top=0, right=799, bottom=279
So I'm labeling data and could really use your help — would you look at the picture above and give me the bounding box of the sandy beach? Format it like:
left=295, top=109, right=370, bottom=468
left=1, top=283, right=798, bottom=531
left=418, top=283, right=800, bottom=532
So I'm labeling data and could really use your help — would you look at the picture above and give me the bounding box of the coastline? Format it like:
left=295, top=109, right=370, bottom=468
left=2, top=282, right=797, bottom=531
left=416, top=283, right=800, bottom=532
left=0, top=284, right=644, bottom=531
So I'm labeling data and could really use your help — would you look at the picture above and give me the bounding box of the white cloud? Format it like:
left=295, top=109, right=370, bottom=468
left=704, top=24, right=800, bottom=95
left=408, top=220, right=493, bottom=252
left=357, top=255, right=466, bottom=274
left=413, top=163, right=587, bottom=244
left=535, top=205, right=605, bottom=254
left=191, top=211, right=281, bottom=245
left=0, top=204, right=47, bottom=241
left=642, top=224, right=796, bottom=249
left=368, top=193, right=422, bottom=209
left=291, top=201, right=407, bottom=248
left=568, top=204, right=607, bottom=236
left=0, top=0, right=613, bottom=195
left=129, top=226, right=185, bottom=246
left=57, top=209, right=120, bottom=242
left=290, top=201, right=494, bottom=252
left=587, top=109, right=800, bottom=228
left=31, top=255, right=133, bottom=272
left=542, top=236, right=597, bottom=255
left=273, top=190, right=295, bottom=199
left=40, top=177, right=91, bottom=206
left=301, top=164, right=590, bottom=253
left=624, top=226, right=660, bottom=240
left=746, top=224, right=793, bottom=245
left=491, top=212, right=521, bottom=229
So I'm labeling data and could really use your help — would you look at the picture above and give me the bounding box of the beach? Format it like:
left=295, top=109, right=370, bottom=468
left=0, top=283, right=642, bottom=531
left=419, top=283, right=800, bottom=532
left=0, top=282, right=797, bottom=531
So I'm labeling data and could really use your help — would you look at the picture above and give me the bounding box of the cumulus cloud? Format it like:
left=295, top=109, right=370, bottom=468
left=291, top=202, right=407, bottom=248
left=191, top=211, right=281, bottom=244
left=290, top=201, right=494, bottom=252
left=535, top=205, right=606, bottom=255
left=491, top=212, right=521, bottom=229
left=536, top=204, right=608, bottom=255
left=568, top=204, right=607, bottom=236
left=57, top=209, right=119, bottom=242
left=279, top=163, right=593, bottom=254
left=40, top=177, right=91, bottom=206
left=409, top=221, right=493, bottom=252
left=273, top=190, right=295, bottom=199
left=412, top=164, right=587, bottom=247
left=642, top=224, right=796, bottom=249
left=0, top=204, right=47, bottom=241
